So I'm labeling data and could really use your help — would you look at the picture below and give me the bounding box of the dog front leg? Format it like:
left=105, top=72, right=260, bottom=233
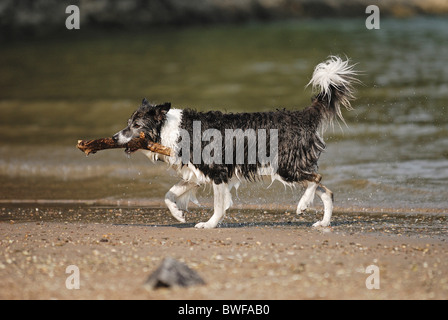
left=165, top=180, right=198, bottom=223
left=195, top=182, right=231, bottom=229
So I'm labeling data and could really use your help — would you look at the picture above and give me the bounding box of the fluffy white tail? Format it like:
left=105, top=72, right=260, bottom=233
left=307, top=56, right=358, bottom=125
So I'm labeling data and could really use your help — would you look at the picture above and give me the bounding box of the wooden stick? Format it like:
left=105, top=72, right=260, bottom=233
left=77, top=132, right=172, bottom=156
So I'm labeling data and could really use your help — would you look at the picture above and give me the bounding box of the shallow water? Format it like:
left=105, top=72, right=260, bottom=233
left=0, top=17, right=447, bottom=213
left=1, top=206, right=447, bottom=241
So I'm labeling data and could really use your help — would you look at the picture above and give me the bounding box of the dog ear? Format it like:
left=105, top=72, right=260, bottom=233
left=142, top=98, right=149, bottom=106
left=160, top=102, right=171, bottom=112
left=154, top=102, right=171, bottom=121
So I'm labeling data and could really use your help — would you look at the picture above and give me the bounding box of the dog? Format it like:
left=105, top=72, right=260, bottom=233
left=113, top=56, right=358, bottom=228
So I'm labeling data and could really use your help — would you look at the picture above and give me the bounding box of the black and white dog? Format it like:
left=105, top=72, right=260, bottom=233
left=113, top=56, right=358, bottom=228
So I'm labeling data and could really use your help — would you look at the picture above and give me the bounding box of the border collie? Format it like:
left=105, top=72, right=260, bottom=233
left=113, top=56, right=358, bottom=228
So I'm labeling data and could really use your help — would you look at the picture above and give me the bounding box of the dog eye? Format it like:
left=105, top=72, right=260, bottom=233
left=133, top=123, right=141, bottom=129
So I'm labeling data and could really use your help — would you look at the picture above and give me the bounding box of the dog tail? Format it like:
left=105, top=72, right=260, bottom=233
left=307, top=56, right=358, bottom=126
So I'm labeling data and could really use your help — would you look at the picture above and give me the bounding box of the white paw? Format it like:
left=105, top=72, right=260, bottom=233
left=171, top=209, right=186, bottom=223
left=296, top=202, right=309, bottom=215
left=312, top=220, right=330, bottom=228
left=195, top=222, right=216, bottom=229
left=297, top=197, right=314, bottom=215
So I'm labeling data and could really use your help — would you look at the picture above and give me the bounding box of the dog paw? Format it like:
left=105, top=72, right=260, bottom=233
left=296, top=200, right=311, bottom=215
left=296, top=204, right=308, bottom=215
left=166, top=200, right=187, bottom=223
left=312, top=220, right=330, bottom=228
left=195, top=222, right=216, bottom=229
left=171, top=210, right=186, bottom=223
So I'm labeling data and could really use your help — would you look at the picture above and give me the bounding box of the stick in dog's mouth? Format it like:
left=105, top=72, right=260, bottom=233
left=77, top=132, right=172, bottom=156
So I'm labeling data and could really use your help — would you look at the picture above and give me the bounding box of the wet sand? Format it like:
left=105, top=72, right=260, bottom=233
left=0, top=206, right=447, bottom=300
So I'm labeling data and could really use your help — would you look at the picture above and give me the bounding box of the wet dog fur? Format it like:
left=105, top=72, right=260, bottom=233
left=113, top=56, right=358, bottom=228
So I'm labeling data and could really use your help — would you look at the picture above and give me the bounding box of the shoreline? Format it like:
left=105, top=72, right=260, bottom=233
left=0, top=198, right=446, bottom=215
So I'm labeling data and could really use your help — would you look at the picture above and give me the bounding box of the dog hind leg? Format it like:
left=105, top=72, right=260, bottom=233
left=297, top=181, right=318, bottom=214
left=195, top=182, right=231, bottom=229
left=165, top=180, right=199, bottom=223
left=312, top=184, right=334, bottom=227
left=297, top=173, right=321, bottom=214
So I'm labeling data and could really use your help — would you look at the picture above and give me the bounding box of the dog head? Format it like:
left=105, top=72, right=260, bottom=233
left=113, top=98, right=171, bottom=152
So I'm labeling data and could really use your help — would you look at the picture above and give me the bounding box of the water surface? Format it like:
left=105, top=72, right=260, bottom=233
left=1, top=17, right=447, bottom=213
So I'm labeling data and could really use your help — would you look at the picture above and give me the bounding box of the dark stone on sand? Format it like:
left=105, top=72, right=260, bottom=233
left=144, top=257, right=205, bottom=289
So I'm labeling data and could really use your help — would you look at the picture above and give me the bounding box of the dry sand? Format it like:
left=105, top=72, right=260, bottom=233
left=0, top=206, right=447, bottom=300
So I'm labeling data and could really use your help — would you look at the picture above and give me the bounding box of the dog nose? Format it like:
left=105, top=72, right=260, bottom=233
left=112, top=133, right=119, bottom=143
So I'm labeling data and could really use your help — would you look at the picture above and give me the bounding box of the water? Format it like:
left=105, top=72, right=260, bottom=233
left=1, top=17, right=447, bottom=213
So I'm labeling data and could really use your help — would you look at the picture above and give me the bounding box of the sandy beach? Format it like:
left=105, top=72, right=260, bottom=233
left=0, top=206, right=446, bottom=300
